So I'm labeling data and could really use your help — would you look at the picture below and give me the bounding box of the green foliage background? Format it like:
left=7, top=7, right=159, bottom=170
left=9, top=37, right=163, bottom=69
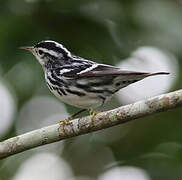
left=0, top=0, right=182, bottom=179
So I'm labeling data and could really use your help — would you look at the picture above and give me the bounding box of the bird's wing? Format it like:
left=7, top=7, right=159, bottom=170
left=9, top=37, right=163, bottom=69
left=76, top=64, right=151, bottom=77
left=59, top=63, right=150, bottom=78
left=55, top=61, right=169, bottom=79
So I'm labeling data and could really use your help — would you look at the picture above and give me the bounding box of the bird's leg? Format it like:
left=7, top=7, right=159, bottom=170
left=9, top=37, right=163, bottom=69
left=89, top=100, right=105, bottom=124
left=60, top=109, right=87, bottom=124
left=89, top=109, right=102, bottom=124
left=59, top=109, right=87, bottom=133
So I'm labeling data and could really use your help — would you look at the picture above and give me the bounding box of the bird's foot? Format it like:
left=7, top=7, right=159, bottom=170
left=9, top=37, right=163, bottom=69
left=59, top=109, right=87, bottom=134
left=89, top=109, right=101, bottom=124
left=59, top=116, right=73, bottom=134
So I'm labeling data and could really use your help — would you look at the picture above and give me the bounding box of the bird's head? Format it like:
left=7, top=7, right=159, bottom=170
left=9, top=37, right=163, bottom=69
left=20, top=40, right=72, bottom=67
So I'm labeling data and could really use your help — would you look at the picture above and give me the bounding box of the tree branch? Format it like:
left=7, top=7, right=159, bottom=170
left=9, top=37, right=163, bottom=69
left=0, top=89, right=182, bottom=159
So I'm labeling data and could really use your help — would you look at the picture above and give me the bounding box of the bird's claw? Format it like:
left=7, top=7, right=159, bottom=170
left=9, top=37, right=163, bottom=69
left=89, top=109, right=101, bottom=124
left=59, top=116, right=73, bottom=134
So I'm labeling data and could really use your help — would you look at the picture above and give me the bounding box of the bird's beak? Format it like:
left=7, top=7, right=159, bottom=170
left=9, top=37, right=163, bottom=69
left=19, top=46, right=34, bottom=52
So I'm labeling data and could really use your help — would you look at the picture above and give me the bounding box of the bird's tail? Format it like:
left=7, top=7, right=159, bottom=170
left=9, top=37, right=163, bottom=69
left=148, top=72, right=170, bottom=76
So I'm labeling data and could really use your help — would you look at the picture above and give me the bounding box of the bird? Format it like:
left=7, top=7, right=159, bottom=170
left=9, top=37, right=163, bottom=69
left=20, top=40, right=169, bottom=125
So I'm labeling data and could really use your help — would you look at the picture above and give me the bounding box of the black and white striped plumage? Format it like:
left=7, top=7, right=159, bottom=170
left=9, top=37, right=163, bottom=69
left=21, top=40, right=169, bottom=109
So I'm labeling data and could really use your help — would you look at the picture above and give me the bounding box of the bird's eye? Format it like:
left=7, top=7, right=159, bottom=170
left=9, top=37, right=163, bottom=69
left=38, top=50, right=43, bottom=55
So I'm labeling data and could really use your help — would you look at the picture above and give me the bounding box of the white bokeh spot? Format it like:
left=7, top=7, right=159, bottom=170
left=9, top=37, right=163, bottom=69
left=12, top=153, right=73, bottom=180
left=98, top=166, right=151, bottom=180
left=116, top=46, right=178, bottom=104
left=16, top=96, right=69, bottom=134
left=0, top=81, right=16, bottom=137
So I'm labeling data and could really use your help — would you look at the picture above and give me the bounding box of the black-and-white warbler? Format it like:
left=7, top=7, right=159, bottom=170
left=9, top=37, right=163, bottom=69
left=20, top=40, right=169, bottom=123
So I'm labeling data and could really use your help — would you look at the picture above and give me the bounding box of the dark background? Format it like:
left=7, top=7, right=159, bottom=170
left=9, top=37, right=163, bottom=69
left=0, top=0, right=182, bottom=180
